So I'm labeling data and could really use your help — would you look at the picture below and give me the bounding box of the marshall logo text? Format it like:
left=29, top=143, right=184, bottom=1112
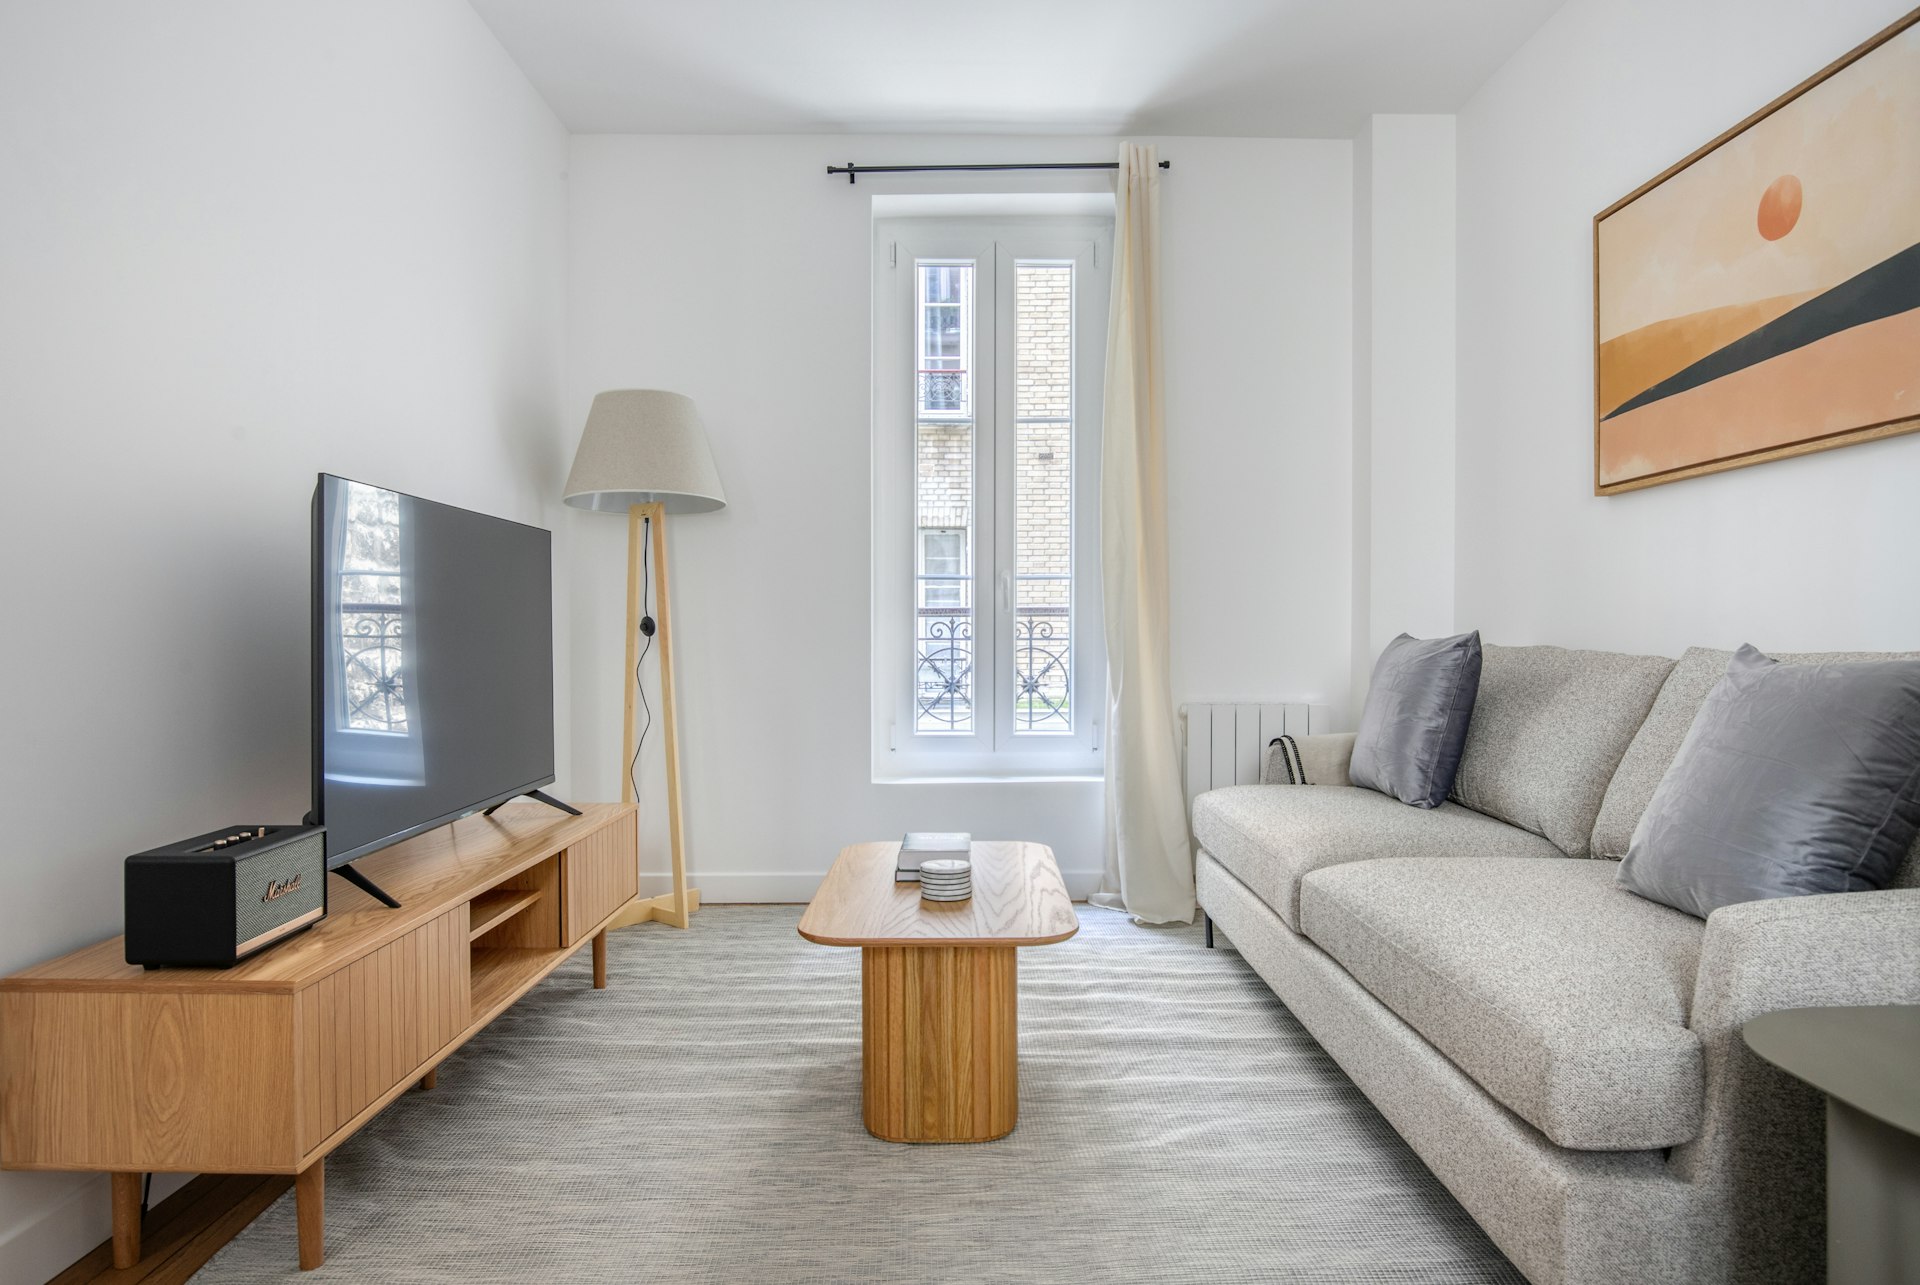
left=262, top=873, right=303, bottom=903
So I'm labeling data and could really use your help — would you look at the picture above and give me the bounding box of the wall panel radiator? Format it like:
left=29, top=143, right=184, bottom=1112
left=1180, top=702, right=1334, bottom=816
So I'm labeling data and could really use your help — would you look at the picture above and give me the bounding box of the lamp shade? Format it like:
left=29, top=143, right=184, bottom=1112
left=563, top=389, right=727, bottom=514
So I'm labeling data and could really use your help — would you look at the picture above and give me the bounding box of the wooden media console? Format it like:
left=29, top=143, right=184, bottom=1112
left=0, top=800, right=639, bottom=1272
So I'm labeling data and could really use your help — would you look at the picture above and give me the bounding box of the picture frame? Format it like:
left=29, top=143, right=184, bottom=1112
left=1592, top=8, right=1920, bottom=495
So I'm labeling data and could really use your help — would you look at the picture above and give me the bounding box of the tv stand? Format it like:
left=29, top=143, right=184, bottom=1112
left=484, top=788, right=581, bottom=818
left=332, top=861, right=401, bottom=909
left=0, top=803, right=639, bottom=1272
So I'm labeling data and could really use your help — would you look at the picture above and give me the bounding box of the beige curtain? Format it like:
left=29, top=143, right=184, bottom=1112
left=1090, top=143, right=1195, bottom=925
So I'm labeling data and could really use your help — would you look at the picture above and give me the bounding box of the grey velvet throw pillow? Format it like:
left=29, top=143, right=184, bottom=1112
left=1349, top=631, right=1483, bottom=809
left=1618, top=644, right=1920, bottom=919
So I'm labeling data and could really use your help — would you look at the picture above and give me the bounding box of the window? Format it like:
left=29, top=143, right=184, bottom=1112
left=918, top=528, right=967, bottom=609
left=873, top=216, right=1110, bottom=778
left=917, top=264, right=971, bottom=419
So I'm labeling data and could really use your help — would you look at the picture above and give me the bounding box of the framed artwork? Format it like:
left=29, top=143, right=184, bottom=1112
left=1593, top=9, right=1920, bottom=495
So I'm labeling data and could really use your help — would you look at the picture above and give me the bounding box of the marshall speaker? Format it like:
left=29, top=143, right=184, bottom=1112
left=125, top=824, right=328, bottom=967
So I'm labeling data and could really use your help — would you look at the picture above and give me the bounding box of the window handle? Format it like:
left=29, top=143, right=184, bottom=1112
left=999, top=570, right=1013, bottom=612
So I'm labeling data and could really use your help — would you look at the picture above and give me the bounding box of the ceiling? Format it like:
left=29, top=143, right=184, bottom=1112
left=466, top=0, right=1565, bottom=138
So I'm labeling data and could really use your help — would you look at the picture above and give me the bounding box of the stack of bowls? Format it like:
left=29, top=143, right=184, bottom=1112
left=917, top=857, right=973, bottom=902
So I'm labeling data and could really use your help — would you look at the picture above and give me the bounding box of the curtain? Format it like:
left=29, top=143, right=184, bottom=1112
left=1090, top=143, right=1195, bottom=925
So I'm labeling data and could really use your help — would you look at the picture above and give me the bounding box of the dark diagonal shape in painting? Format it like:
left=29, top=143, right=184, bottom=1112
left=1604, top=241, right=1920, bottom=420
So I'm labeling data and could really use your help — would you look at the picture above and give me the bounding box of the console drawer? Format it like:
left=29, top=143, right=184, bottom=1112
left=563, top=811, right=638, bottom=943
left=295, top=908, right=467, bottom=1154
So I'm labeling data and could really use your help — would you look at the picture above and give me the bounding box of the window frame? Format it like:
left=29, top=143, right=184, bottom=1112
left=872, top=216, right=1111, bottom=781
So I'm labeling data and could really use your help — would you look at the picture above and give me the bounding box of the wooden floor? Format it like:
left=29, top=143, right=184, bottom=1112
left=50, top=1173, right=289, bottom=1285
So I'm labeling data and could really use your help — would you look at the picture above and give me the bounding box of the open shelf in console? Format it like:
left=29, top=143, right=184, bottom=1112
left=468, top=887, right=543, bottom=941
left=465, top=852, right=565, bottom=1025
left=469, top=945, right=566, bottom=1023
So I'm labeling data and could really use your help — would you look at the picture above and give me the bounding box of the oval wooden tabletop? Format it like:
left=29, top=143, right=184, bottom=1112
left=797, top=841, right=1080, bottom=947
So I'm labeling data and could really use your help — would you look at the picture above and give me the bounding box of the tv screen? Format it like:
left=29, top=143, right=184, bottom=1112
left=312, top=474, right=555, bottom=869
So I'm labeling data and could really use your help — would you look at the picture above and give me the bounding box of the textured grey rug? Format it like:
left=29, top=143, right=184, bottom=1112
left=193, top=906, right=1523, bottom=1283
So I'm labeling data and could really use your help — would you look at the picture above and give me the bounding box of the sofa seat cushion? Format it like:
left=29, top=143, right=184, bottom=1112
left=1299, top=857, right=1706, bottom=1150
left=1192, top=784, right=1560, bottom=932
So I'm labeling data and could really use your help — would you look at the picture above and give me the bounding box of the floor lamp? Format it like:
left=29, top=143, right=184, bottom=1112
left=564, top=390, right=726, bottom=930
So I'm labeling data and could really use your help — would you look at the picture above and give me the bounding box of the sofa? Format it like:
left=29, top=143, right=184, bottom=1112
left=1192, top=643, right=1920, bottom=1285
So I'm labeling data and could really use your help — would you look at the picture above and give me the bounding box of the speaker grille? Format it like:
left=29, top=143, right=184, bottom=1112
left=234, top=830, right=326, bottom=946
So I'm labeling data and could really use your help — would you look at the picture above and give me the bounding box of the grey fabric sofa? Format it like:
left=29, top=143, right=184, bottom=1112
left=1193, top=644, right=1920, bottom=1285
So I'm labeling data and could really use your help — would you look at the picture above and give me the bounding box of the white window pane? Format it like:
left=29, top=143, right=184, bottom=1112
left=921, top=305, right=950, bottom=357
left=916, top=261, right=971, bottom=418
left=919, top=528, right=966, bottom=610
left=915, top=263, right=973, bottom=733
left=924, top=264, right=963, bottom=304
left=922, top=529, right=964, bottom=575
left=1014, top=263, right=1072, bottom=734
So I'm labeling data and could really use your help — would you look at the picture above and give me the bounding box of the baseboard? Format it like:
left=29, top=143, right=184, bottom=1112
left=641, top=868, right=1105, bottom=904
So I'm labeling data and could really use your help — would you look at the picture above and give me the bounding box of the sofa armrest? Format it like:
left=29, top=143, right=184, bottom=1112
left=1690, top=889, right=1920, bottom=1036
left=1670, top=886, right=1920, bottom=1273
left=1260, top=732, right=1355, bottom=786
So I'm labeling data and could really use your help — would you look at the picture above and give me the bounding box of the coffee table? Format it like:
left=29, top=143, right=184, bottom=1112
left=798, top=841, right=1078, bottom=1143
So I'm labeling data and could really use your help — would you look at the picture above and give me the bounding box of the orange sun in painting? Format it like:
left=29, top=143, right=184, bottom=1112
left=1757, top=174, right=1803, bottom=240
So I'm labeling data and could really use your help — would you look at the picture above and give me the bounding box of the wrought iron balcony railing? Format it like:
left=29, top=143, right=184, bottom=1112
left=913, top=574, right=1070, bottom=735
left=915, top=605, right=973, bottom=733
left=916, top=369, right=968, bottom=415
left=1014, top=598, right=1070, bottom=734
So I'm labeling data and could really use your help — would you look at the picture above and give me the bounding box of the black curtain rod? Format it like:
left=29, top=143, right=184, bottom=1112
left=828, top=160, right=1171, bottom=185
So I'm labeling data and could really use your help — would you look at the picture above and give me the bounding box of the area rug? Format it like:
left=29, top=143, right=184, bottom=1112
left=193, top=905, right=1524, bottom=1283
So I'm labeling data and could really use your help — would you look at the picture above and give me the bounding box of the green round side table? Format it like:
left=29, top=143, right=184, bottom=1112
left=1743, top=1004, right=1920, bottom=1285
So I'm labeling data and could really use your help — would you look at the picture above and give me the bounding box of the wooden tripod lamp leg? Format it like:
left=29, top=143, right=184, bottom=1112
left=608, top=503, right=695, bottom=932
left=647, top=503, right=693, bottom=929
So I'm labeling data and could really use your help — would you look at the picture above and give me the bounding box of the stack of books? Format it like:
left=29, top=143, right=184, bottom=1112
left=897, top=832, right=970, bottom=882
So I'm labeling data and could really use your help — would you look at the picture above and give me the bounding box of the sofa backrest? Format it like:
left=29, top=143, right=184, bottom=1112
left=1448, top=644, right=1674, bottom=857
left=1591, top=646, right=1920, bottom=887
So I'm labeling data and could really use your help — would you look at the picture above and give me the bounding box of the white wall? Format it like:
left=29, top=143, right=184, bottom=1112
left=564, top=134, right=1351, bottom=902
left=1366, top=118, right=1457, bottom=659
left=1455, top=0, right=1920, bottom=656
left=0, top=3, right=568, bottom=1277
left=1350, top=122, right=1375, bottom=717
left=1353, top=116, right=1458, bottom=701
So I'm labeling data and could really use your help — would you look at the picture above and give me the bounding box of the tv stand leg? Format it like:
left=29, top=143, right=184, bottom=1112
left=296, top=1159, right=324, bottom=1270
left=593, top=930, right=608, bottom=989
left=110, top=1172, right=142, bottom=1269
left=484, top=789, right=583, bottom=819
left=527, top=789, right=582, bottom=816
left=333, top=862, right=401, bottom=908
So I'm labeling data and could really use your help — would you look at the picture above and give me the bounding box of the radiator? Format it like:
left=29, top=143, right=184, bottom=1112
left=1180, top=701, right=1334, bottom=814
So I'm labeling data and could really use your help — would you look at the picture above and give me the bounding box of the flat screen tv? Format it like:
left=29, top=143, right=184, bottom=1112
left=311, top=474, right=559, bottom=904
